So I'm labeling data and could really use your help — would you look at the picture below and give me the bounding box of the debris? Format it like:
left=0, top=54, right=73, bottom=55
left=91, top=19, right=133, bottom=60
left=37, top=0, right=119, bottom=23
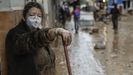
left=127, top=64, right=131, bottom=68
left=94, top=42, right=106, bottom=49
left=59, top=61, right=65, bottom=65
left=105, top=59, right=108, bottom=62
left=90, top=27, right=99, bottom=34
left=89, top=31, right=93, bottom=34
left=130, top=60, right=133, bottom=63
left=121, top=51, right=126, bottom=55
left=96, top=70, right=100, bottom=73
left=101, top=51, right=104, bottom=54
left=111, top=53, right=118, bottom=58
left=92, top=27, right=99, bottom=33
left=128, top=9, right=133, bottom=15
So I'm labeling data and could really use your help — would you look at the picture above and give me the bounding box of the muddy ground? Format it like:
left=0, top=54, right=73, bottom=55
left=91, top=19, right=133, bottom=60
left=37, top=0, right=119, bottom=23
left=54, top=14, right=133, bottom=75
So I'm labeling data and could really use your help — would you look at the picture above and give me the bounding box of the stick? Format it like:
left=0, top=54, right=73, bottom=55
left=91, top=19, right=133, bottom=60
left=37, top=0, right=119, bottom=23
left=63, top=41, right=72, bottom=75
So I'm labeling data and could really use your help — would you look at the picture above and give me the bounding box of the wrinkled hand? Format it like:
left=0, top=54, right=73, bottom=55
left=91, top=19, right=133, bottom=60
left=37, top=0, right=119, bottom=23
left=56, top=28, right=72, bottom=46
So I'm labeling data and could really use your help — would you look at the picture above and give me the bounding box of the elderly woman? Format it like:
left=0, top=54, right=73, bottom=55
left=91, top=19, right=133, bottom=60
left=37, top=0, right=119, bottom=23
left=5, top=2, right=72, bottom=75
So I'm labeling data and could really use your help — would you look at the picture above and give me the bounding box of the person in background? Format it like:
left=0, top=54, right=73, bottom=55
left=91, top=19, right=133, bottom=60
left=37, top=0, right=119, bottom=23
left=63, top=2, right=71, bottom=21
left=58, top=1, right=66, bottom=28
left=93, top=2, right=100, bottom=21
left=5, top=2, right=72, bottom=75
left=73, top=5, right=80, bottom=33
left=110, top=3, right=120, bottom=33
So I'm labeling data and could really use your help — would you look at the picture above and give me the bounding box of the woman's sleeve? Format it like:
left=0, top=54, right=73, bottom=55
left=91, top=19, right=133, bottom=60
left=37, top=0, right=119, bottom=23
left=13, top=28, right=57, bottom=55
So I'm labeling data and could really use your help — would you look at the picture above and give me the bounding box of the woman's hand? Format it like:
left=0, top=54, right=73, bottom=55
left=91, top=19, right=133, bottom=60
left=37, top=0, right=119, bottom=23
left=56, top=28, right=72, bottom=46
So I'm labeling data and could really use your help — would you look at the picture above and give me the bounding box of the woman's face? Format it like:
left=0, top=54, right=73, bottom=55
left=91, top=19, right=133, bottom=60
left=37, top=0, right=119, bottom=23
left=26, top=7, right=43, bottom=29
left=26, top=7, right=42, bottom=18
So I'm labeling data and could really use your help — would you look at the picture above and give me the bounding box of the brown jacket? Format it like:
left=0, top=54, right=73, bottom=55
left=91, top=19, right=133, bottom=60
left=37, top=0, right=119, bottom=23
left=5, top=20, right=57, bottom=75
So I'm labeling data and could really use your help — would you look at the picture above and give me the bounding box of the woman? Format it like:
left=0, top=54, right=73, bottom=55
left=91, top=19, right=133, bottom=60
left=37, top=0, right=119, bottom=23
left=5, top=2, right=72, bottom=75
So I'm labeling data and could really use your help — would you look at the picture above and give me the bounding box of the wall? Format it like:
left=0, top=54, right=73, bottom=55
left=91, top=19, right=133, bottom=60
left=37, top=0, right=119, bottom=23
left=10, top=0, right=24, bottom=10
left=0, top=10, right=22, bottom=75
left=0, top=0, right=11, bottom=11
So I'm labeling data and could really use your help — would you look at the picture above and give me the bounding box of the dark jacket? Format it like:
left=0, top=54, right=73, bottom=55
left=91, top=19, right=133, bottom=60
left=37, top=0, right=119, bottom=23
left=110, top=7, right=120, bottom=19
left=5, top=20, right=56, bottom=75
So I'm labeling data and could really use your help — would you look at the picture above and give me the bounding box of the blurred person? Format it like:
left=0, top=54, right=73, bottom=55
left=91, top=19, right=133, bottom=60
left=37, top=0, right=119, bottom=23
left=5, top=2, right=72, bottom=75
left=93, top=2, right=100, bottom=21
left=72, top=5, right=80, bottom=33
left=110, top=3, right=120, bottom=33
left=58, top=1, right=66, bottom=28
left=63, top=2, right=71, bottom=20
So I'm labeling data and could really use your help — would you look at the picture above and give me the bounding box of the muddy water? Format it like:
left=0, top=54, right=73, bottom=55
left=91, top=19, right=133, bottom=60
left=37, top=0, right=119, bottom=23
left=1, top=10, right=133, bottom=75
left=55, top=14, right=133, bottom=75
left=94, top=15, right=133, bottom=75
left=54, top=16, right=106, bottom=75
left=69, top=32, right=105, bottom=75
left=55, top=16, right=133, bottom=75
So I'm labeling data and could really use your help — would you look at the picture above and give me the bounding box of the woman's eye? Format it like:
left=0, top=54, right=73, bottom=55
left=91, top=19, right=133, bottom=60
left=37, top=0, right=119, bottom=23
left=29, top=14, right=34, bottom=16
left=38, top=15, right=42, bottom=17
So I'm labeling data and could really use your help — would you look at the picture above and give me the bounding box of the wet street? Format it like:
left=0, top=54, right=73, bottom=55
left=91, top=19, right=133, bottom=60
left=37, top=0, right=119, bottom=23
left=55, top=14, right=133, bottom=75
left=69, top=31, right=105, bottom=75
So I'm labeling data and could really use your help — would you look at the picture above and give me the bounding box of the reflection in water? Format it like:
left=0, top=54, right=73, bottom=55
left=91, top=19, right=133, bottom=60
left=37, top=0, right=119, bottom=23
left=72, top=33, right=80, bottom=47
left=62, top=16, right=105, bottom=75
left=70, top=32, right=105, bottom=75
left=112, top=33, right=119, bottom=54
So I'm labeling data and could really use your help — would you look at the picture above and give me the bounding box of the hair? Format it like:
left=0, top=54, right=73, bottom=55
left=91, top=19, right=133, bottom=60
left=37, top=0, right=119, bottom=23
left=23, top=2, right=44, bottom=19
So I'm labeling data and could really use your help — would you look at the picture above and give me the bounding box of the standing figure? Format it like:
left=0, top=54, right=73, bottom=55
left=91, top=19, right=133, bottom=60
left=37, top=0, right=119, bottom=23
left=63, top=2, right=71, bottom=21
left=58, top=2, right=66, bottom=28
left=5, top=2, right=72, bottom=75
left=110, top=3, right=120, bottom=32
left=73, top=5, right=80, bottom=33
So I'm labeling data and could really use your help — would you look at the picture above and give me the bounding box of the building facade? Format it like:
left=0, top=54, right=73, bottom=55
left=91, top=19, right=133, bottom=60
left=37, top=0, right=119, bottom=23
left=107, top=0, right=133, bottom=14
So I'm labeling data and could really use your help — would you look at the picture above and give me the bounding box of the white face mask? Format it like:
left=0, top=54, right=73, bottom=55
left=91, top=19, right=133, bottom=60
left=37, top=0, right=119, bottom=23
left=26, top=15, right=42, bottom=29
